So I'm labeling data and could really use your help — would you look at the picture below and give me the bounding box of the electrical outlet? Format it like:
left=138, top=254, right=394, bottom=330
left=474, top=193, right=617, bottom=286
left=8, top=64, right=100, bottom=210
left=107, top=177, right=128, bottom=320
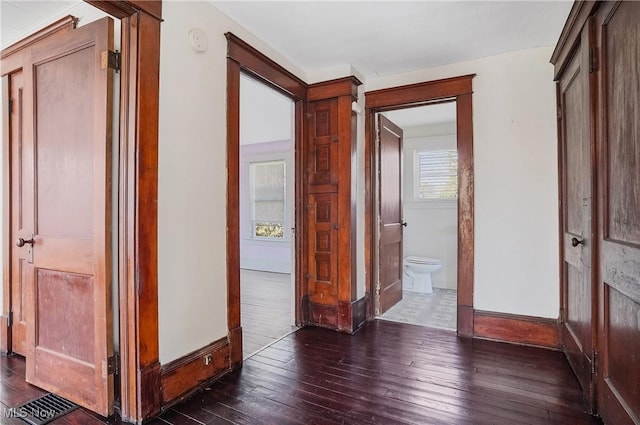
left=204, top=354, right=212, bottom=366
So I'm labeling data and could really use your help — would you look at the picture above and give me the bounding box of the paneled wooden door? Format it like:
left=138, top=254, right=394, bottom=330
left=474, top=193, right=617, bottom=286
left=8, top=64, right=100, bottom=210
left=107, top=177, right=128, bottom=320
left=595, top=2, right=640, bottom=424
left=14, top=17, right=115, bottom=416
left=558, top=20, right=597, bottom=410
left=377, top=115, right=404, bottom=315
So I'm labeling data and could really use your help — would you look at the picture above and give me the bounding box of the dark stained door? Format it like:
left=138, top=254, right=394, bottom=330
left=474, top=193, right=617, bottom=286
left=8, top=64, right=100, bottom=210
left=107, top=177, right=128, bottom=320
left=19, top=17, right=115, bottom=416
left=558, top=20, right=596, bottom=410
left=377, top=115, right=404, bottom=315
left=8, top=70, right=29, bottom=357
left=595, top=2, right=640, bottom=424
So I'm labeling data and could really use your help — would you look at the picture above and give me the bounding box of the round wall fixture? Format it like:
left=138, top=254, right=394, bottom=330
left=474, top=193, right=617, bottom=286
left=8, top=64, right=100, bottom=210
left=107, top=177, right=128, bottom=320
left=188, top=28, right=208, bottom=52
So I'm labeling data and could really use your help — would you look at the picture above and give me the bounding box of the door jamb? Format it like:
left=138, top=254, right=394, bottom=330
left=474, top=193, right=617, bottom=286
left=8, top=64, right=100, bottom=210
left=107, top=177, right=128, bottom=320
left=225, top=33, right=307, bottom=368
left=364, top=75, right=476, bottom=336
left=1, top=2, right=163, bottom=422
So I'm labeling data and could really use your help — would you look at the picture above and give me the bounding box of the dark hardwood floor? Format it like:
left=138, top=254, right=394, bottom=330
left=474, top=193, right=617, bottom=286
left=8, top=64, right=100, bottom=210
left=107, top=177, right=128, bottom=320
left=1, top=320, right=603, bottom=424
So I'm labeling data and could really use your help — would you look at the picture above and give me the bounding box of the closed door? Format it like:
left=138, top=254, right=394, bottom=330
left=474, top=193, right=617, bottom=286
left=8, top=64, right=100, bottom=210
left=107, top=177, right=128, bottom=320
left=13, top=17, right=115, bottom=416
left=595, top=2, right=640, bottom=424
left=558, top=20, right=596, bottom=410
left=377, top=115, right=404, bottom=315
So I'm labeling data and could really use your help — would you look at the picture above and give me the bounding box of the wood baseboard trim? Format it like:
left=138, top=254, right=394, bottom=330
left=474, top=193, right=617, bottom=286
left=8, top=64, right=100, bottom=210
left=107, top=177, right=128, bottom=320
left=228, top=326, right=242, bottom=371
left=457, top=304, right=474, bottom=337
left=138, top=362, right=161, bottom=420
left=351, top=297, right=367, bottom=332
left=473, top=310, right=560, bottom=350
left=160, top=337, right=231, bottom=406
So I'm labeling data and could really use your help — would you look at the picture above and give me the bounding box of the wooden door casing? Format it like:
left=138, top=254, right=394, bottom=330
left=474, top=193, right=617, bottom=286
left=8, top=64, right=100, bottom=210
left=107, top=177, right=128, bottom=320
left=558, top=19, right=596, bottom=409
left=377, top=115, right=404, bottom=315
left=21, top=17, right=115, bottom=416
left=595, top=2, right=640, bottom=424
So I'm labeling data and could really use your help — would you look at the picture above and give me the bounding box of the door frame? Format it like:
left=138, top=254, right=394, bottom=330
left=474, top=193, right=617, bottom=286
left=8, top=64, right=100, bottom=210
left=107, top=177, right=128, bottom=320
left=364, top=75, right=476, bottom=336
left=225, top=34, right=307, bottom=368
left=1, top=1, right=162, bottom=422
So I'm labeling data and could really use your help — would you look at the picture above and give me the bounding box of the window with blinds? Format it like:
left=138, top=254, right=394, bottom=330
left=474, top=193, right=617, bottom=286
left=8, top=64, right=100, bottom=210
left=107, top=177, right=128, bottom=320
left=250, top=160, right=286, bottom=238
left=414, top=149, right=458, bottom=200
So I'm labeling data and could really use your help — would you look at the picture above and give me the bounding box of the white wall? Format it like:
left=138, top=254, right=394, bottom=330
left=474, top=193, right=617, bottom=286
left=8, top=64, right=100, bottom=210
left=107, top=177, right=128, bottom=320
left=402, top=130, right=458, bottom=290
left=367, top=46, right=560, bottom=318
left=239, top=140, right=293, bottom=274
left=157, top=1, right=305, bottom=364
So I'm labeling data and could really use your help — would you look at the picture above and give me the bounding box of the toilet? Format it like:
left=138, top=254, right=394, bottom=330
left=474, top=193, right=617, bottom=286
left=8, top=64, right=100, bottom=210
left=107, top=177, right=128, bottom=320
left=403, top=256, right=442, bottom=294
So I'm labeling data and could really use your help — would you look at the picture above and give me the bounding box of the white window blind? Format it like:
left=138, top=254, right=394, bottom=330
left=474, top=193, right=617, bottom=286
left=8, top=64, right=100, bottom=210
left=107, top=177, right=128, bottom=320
left=250, top=160, right=285, bottom=238
left=415, top=149, right=458, bottom=200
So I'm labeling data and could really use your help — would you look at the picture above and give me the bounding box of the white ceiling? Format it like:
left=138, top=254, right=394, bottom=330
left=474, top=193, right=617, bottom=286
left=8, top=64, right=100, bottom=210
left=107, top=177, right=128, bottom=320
left=1, top=1, right=81, bottom=48
left=2, top=1, right=573, bottom=81
left=212, top=1, right=572, bottom=78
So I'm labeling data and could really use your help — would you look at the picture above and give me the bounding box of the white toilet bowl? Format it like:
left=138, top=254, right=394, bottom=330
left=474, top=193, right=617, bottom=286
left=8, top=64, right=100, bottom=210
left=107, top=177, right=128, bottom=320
left=403, top=256, right=442, bottom=294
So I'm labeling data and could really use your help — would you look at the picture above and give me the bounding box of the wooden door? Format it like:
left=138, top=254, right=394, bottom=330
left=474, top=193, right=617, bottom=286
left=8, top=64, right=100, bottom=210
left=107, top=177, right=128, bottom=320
left=377, top=115, right=404, bottom=315
left=595, top=2, right=640, bottom=424
left=558, top=20, right=596, bottom=410
left=18, top=17, right=115, bottom=416
left=8, top=70, right=30, bottom=356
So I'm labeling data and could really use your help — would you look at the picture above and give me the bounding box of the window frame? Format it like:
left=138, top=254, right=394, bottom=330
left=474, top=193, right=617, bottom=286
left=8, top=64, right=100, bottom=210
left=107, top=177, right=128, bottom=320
left=412, top=147, right=459, bottom=203
left=249, top=159, right=287, bottom=240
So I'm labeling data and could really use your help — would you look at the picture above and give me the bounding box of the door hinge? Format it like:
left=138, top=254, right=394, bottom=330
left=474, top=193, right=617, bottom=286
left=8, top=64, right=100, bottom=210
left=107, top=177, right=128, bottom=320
left=107, top=353, right=120, bottom=375
left=305, top=273, right=312, bottom=280
left=590, top=349, right=597, bottom=376
left=6, top=311, right=12, bottom=327
left=101, top=50, right=121, bottom=73
left=556, top=108, right=562, bottom=120
left=8, top=98, right=13, bottom=115
left=589, top=47, right=598, bottom=73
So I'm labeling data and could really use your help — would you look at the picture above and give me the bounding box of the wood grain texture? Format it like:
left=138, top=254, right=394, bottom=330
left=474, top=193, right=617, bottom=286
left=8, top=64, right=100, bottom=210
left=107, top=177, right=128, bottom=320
left=160, top=338, right=230, bottom=406
left=1, top=12, right=77, bottom=358
left=364, top=75, right=475, bottom=334
left=550, top=1, right=599, bottom=80
left=225, top=33, right=306, bottom=100
left=182, top=321, right=601, bottom=425
left=305, top=79, right=360, bottom=332
left=595, top=3, right=640, bottom=424
left=307, top=76, right=361, bottom=101
left=474, top=310, right=561, bottom=350
left=365, top=75, right=474, bottom=109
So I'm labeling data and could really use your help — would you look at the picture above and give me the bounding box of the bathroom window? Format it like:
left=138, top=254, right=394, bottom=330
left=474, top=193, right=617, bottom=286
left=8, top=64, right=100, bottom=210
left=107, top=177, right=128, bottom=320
left=414, top=149, right=458, bottom=200
left=250, top=160, right=285, bottom=238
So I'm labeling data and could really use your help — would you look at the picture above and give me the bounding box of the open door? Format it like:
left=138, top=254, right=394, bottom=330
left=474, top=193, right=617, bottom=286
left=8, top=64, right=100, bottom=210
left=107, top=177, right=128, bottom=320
left=377, top=115, right=404, bottom=315
left=558, top=20, right=596, bottom=410
left=16, top=17, right=115, bottom=416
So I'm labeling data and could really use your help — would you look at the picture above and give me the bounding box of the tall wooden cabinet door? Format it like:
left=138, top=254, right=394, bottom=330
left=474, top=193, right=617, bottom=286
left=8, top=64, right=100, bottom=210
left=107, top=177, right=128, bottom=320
left=558, top=21, right=596, bottom=409
left=307, top=99, right=339, bottom=189
left=377, top=115, right=404, bottom=315
left=8, top=70, right=31, bottom=357
left=596, top=3, right=640, bottom=424
left=307, top=192, right=339, bottom=304
left=21, top=17, right=115, bottom=416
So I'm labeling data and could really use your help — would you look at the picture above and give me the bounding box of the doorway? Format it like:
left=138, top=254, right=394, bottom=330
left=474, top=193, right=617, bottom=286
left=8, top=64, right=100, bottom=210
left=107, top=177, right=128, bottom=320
left=239, top=73, right=297, bottom=357
left=376, top=102, right=459, bottom=331
left=365, top=75, right=475, bottom=336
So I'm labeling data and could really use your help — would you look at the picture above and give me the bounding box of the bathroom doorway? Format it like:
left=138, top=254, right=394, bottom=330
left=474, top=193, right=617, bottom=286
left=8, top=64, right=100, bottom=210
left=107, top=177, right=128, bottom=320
left=239, top=73, right=298, bottom=357
left=375, top=102, right=459, bottom=331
